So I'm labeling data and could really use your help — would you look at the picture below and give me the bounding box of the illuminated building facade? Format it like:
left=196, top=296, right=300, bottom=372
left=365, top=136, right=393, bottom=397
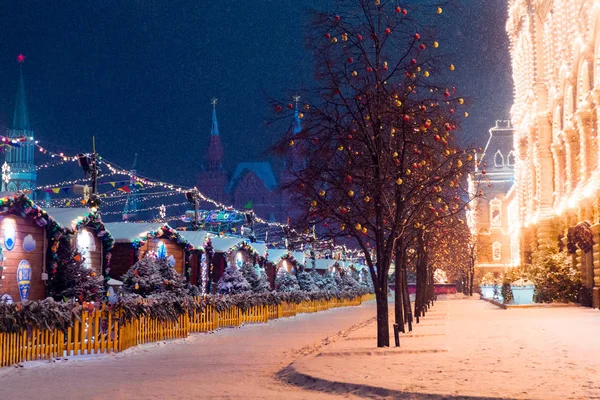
left=507, top=0, right=600, bottom=306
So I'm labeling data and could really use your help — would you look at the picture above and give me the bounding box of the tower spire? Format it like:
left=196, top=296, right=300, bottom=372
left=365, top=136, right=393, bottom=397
left=4, top=54, right=36, bottom=194
left=13, top=58, right=30, bottom=131
left=122, top=154, right=141, bottom=221
left=206, top=98, right=224, bottom=171
left=211, top=97, right=219, bottom=136
left=292, top=95, right=301, bottom=135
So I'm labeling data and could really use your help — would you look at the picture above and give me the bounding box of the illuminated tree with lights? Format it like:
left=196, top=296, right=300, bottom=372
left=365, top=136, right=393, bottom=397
left=274, top=1, right=476, bottom=346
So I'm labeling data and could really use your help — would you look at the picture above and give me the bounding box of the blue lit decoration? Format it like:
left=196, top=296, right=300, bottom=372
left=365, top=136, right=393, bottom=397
left=183, top=209, right=247, bottom=233
left=156, top=240, right=167, bottom=259
left=17, top=259, right=31, bottom=301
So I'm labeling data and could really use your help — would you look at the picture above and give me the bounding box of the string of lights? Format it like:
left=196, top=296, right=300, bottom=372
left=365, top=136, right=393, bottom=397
left=100, top=201, right=188, bottom=215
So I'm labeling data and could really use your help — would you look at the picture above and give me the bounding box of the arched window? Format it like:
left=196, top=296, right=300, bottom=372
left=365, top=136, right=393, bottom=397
left=490, top=198, right=502, bottom=227
left=494, top=150, right=504, bottom=168
left=506, top=150, right=516, bottom=167
left=77, top=230, right=96, bottom=269
left=492, top=242, right=502, bottom=261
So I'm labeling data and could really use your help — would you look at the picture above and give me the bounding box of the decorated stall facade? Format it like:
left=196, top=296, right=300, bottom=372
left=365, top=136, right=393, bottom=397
left=45, top=208, right=113, bottom=275
left=104, top=223, right=193, bottom=280
left=0, top=194, right=69, bottom=302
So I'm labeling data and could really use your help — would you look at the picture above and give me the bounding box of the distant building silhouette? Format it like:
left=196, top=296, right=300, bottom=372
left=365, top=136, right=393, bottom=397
left=196, top=99, right=304, bottom=222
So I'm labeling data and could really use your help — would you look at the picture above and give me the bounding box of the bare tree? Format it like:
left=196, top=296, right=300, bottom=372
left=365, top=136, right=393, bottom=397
left=273, top=1, right=474, bottom=347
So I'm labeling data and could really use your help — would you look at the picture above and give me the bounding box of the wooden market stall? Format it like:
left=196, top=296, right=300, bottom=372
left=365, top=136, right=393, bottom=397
left=103, top=223, right=193, bottom=280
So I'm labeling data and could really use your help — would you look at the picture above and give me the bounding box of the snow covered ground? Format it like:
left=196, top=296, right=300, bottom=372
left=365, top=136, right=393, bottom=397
left=0, top=301, right=377, bottom=400
left=288, top=297, right=600, bottom=399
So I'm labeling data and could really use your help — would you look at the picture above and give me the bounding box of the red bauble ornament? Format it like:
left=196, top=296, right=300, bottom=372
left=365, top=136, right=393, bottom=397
left=411, top=58, right=417, bottom=64
left=287, top=103, right=294, bottom=109
left=325, top=33, right=331, bottom=39
left=414, top=33, right=421, bottom=40
left=482, top=170, right=487, bottom=174
left=385, top=27, right=391, bottom=35
left=334, top=15, right=341, bottom=21
left=357, top=34, right=363, bottom=41
left=434, top=135, right=441, bottom=141
left=347, top=57, right=353, bottom=63
left=419, top=44, right=426, bottom=50
left=366, top=66, right=373, bottom=72
left=402, top=9, right=407, bottom=15
left=403, top=114, right=410, bottom=121
left=275, top=105, right=282, bottom=112
left=395, top=6, right=401, bottom=13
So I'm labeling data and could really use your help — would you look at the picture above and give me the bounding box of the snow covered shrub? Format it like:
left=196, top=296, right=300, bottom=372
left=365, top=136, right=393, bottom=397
left=217, top=262, right=251, bottom=295
left=310, top=270, right=325, bottom=288
left=529, top=243, right=581, bottom=303
left=50, top=239, right=105, bottom=302
left=297, top=270, right=318, bottom=292
left=275, top=269, right=300, bottom=292
left=241, top=262, right=271, bottom=293
left=122, top=253, right=187, bottom=297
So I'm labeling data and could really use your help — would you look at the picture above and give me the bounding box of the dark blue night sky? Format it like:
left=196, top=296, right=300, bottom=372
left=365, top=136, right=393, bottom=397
left=0, top=0, right=512, bottom=187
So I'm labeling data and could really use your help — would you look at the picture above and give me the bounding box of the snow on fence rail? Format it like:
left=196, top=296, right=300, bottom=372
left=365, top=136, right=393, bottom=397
left=0, top=294, right=374, bottom=367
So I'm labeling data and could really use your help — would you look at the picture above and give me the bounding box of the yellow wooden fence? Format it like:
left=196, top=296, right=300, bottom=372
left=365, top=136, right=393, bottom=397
left=0, top=294, right=375, bottom=367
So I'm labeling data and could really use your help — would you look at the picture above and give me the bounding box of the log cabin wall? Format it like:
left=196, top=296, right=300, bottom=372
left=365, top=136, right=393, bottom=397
left=109, top=243, right=135, bottom=280
left=143, top=238, right=185, bottom=275
left=189, top=251, right=200, bottom=286
left=0, top=214, right=47, bottom=301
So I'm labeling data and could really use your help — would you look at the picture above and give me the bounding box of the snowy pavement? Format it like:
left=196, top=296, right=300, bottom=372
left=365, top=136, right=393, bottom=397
left=0, top=301, right=377, bottom=400
left=286, top=297, right=600, bottom=399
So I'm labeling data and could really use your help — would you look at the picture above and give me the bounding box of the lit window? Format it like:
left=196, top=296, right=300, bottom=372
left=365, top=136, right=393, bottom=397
left=494, top=150, right=504, bottom=168
left=236, top=251, right=243, bottom=268
left=77, top=230, right=95, bottom=269
left=492, top=242, right=501, bottom=261
left=490, top=199, right=502, bottom=226
left=506, top=150, right=515, bottom=167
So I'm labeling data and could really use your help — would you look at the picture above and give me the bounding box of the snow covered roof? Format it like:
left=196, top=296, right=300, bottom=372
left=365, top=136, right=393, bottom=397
left=290, top=251, right=306, bottom=265
left=248, top=242, right=267, bottom=256
left=177, top=230, right=210, bottom=250
left=44, top=207, right=90, bottom=230
left=266, top=249, right=288, bottom=264
left=314, top=258, right=339, bottom=270
left=210, top=236, right=247, bottom=253
left=103, top=222, right=166, bottom=243
left=225, top=162, right=278, bottom=193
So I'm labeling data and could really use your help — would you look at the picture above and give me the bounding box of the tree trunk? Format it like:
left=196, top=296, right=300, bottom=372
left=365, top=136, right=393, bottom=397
left=401, top=265, right=413, bottom=331
left=394, top=250, right=404, bottom=333
left=469, top=263, right=475, bottom=296
left=375, top=286, right=390, bottom=347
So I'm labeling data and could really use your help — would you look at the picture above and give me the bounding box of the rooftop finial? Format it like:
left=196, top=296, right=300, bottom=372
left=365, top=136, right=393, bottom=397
left=293, top=94, right=300, bottom=104
left=211, top=97, right=218, bottom=107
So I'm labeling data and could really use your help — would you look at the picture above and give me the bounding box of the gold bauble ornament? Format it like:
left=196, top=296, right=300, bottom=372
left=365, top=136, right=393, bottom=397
left=449, top=64, right=455, bottom=71
left=396, top=178, right=403, bottom=185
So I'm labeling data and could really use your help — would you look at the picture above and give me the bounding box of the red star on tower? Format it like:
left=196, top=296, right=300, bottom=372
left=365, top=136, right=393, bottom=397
left=16, top=54, right=25, bottom=63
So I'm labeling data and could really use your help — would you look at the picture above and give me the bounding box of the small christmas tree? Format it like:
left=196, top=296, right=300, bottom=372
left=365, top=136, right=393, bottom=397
left=275, top=269, right=300, bottom=292
left=340, top=271, right=360, bottom=290
left=310, top=269, right=325, bottom=289
left=217, top=262, right=251, bottom=294
left=241, top=262, right=271, bottom=293
left=122, top=253, right=187, bottom=297
left=50, top=239, right=105, bottom=302
left=320, top=270, right=339, bottom=293
left=360, top=270, right=374, bottom=291
left=297, top=270, right=318, bottom=292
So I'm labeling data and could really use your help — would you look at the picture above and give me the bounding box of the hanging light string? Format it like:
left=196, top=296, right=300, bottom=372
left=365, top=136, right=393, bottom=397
left=101, top=201, right=189, bottom=215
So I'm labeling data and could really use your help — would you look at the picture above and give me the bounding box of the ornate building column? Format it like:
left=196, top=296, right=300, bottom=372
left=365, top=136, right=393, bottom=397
left=575, top=107, right=593, bottom=183
left=563, top=123, right=579, bottom=194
